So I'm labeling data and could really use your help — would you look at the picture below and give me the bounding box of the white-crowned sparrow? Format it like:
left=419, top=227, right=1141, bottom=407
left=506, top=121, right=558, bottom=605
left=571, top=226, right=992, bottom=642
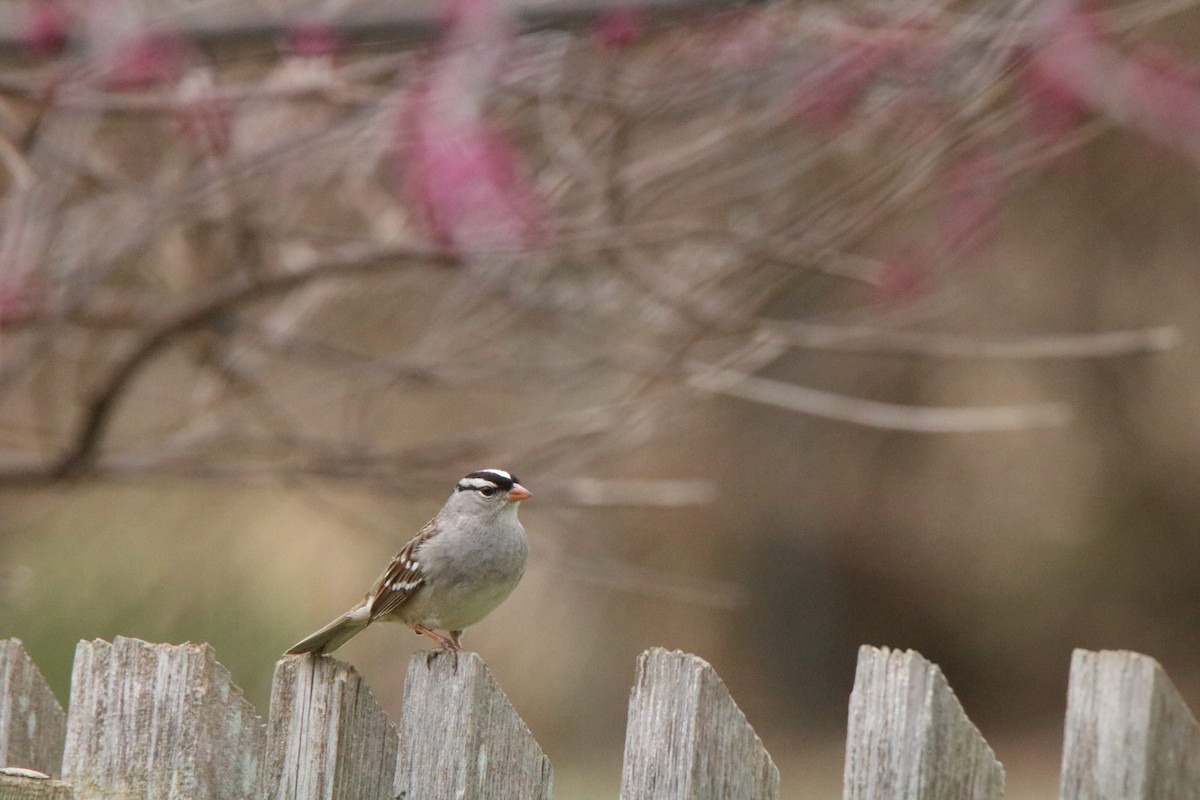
left=286, top=469, right=530, bottom=661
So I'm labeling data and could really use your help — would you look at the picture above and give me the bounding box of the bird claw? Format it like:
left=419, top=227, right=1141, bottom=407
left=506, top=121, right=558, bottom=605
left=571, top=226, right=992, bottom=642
left=414, top=625, right=463, bottom=672
left=425, top=643, right=461, bottom=673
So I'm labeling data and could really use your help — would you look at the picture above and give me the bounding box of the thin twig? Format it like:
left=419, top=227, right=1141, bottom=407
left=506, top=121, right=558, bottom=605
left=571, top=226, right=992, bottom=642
left=768, top=322, right=1181, bottom=359
left=688, top=365, right=1072, bottom=432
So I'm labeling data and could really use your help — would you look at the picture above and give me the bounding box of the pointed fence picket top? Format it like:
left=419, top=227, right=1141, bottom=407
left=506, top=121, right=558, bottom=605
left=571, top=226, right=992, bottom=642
left=843, top=646, right=1004, bottom=800
left=395, top=651, right=552, bottom=800
left=14, top=636, right=1200, bottom=798
left=619, top=648, right=779, bottom=800
left=1060, top=649, right=1200, bottom=800
left=0, top=640, right=66, bottom=778
left=261, top=654, right=398, bottom=800
left=60, top=637, right=264, bottom=800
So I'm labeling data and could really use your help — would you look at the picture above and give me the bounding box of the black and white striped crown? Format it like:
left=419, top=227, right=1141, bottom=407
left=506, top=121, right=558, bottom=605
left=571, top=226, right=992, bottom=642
left=457, top=469, right=518, bottom=492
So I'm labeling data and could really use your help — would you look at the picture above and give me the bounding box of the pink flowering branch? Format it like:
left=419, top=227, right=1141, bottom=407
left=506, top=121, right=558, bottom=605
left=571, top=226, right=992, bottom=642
left=1026, top=0, right=1200, bottom=158
left=399, top=0, right=544, bottom=253
left=0, top=0, right=1187, bottom=491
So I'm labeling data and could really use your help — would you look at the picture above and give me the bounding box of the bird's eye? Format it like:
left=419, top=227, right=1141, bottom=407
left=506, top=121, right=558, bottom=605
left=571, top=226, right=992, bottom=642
left=479, top=486, right=496, bottom=497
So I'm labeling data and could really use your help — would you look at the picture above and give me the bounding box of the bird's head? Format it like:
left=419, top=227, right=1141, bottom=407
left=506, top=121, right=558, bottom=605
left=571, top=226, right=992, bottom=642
left=447, top=468, right=530, bottom=519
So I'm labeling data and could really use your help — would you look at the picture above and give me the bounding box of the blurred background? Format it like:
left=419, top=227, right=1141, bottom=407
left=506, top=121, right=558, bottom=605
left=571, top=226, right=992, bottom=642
left=1, top=0, right=1200, bottom=796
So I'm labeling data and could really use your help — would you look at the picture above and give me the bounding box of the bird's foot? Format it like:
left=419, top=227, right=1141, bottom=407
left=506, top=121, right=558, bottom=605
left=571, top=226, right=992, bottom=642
left=414, top=625, right=463, bottom=672
left=425, top=642, right=462, bottom=672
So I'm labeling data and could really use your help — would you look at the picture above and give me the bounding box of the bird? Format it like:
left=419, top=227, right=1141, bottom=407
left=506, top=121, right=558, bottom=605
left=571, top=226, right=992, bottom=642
left=286, top=469, right=530, bottom=664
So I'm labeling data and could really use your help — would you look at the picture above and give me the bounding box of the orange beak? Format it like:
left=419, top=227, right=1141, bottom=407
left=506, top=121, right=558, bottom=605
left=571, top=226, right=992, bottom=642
left=508, top=483, right=531, bottom=502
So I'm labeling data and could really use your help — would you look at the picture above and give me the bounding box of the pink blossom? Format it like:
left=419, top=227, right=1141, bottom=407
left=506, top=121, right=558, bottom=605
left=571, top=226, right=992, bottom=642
left=1025, top=1, right=1200, bottom=157
left=869, top=248, right=930, bottom=305
left=397, top=0, right=543, bottom=253
left=400, top=89, right=543, bottom=253
left=81, top=2, right=192, bottom=89
left=1019, top=55, right=1091, bottom=141
left=1028, top=0, right=1108, bottom=90
left=284, top=16, right=341, bottom=59
left=1021, top=2, right=1107, bottom=140
left=437, top=0, right=509, bottom=42
left=23, top=0, right=70, bottom=57
left=593, top=9, right=641, bottom=50
left=107, top=30, right=190, bottom=88
left=793, top=36, right=896, bottom=128
left=789, top=18, right=947, bottom=130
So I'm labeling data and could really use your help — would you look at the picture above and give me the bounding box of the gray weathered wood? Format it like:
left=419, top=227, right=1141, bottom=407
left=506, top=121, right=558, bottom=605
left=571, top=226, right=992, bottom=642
left=0, top=640, right=66, bottom=778
left=0, top=770, right=73, bottom=799
left=1060, top=649, right=1200, bottom=800
left=395, top=651, right=551, bottom=800
left=261, top=654, right=398, bottom=800
left=843, top=645, right=1003, bottom=800
left=619, top=648, right=779, bottom=800
left=61, top=637, right=264, bottom=800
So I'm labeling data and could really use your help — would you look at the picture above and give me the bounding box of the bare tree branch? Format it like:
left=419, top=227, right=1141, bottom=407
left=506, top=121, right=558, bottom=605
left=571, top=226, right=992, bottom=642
left=0, top=0, right=1187, bottom=492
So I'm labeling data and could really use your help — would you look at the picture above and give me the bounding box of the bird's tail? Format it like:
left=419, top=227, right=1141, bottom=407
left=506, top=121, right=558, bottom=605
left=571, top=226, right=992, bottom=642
left=285, top=604, right=371, bottom=655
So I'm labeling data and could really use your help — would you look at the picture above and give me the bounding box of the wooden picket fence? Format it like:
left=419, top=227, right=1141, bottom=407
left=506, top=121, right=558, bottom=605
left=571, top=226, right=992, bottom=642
left=1, top=637, right=1198, bottom=798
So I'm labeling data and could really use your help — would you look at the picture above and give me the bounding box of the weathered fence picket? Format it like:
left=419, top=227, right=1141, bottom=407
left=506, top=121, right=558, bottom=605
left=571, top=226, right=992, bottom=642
left=61, top=637, right=264, bottom=800
left=1060, top=649, right=1200, bottom=800
left=4, top=635, right=1200, bottom=798
left=843, top=645, right=1004, bottom=800
left=395, top=651, right=552, bottom=800
left=0, top=641, right=65, bottom=778
left=619, top=648, right=778, bottom=799
left=262, top=655, right=397, bottom=800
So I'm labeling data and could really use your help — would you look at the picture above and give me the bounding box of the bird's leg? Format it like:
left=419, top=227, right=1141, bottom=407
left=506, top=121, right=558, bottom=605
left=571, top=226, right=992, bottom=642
left=414, top=624, right=462, bottom=671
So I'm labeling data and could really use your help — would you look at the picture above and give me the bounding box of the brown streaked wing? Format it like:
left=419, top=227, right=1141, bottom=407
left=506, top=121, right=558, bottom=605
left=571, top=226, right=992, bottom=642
left=368, top=520, right=439, bottom=620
